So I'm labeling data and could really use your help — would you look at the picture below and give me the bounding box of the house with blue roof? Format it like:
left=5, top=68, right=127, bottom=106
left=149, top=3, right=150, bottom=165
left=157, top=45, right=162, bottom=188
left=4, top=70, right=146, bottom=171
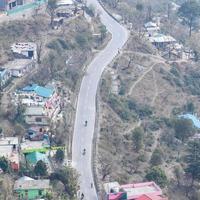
left=15, top=84, right=55, bottom=106
left=15, top=83, right=61, bottom=121
left=0, top=68, right=11, bottom=89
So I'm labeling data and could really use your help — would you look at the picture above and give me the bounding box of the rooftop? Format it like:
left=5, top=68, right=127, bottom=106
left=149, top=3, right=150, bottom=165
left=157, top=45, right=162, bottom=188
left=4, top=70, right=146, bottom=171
left=0, top=137, right=19, bottom=146
left=149, top=33, right=176, bottom=43
left=105, top=182, right=163, bottom=200
left=26, top=152, right=49, bottom=165
left=25, top=106, right=45, bottom=116
left=3, top=59, right=33, bottom=70
left=14, top=178, right=50, bottom=190
left=57, top=0, right=74, bottom=6
left=144, top=21, right=158, bottom=28
left=136, top=194, right=168, bottom=200
left=11, top=42, right=37, bottom=52
left=0, top=146, right=19, bottom=165
left=21, top=84, right=54, bottom=98
left=21, top=139, right=50, bottom=152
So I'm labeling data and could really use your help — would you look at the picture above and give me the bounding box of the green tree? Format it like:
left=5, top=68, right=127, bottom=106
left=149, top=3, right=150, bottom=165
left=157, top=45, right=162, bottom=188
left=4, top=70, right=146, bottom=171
left=55, top=149, right=64, bottom=163
left=136, top=3, right=144, bottom=12
left=145, top=166, right=168, bottom=188
left=0, top=157, right=9, bottom=172
left=47, top=0, right=57, bottom=27
left=132, top=127, right=144, bottom=152
left=99, top=25, right=107, bottom=42
left=85, top=4, right=95, bottom=17
left=185, top=141, right=200, bottom=185
left=178, top=0, right=200, bottom=36
left=173, top=118, right=195, bottom=142
left=75, top=33, right=90, bottom=49
left=185, top=102, right=195, bottom=113
left=187, top=33, right=200, bottom=61
left=34, top=160, right=48, bottom=176
left=50, top=167, right=79, bottom=198
left=150, top=148, right=163, bottom=166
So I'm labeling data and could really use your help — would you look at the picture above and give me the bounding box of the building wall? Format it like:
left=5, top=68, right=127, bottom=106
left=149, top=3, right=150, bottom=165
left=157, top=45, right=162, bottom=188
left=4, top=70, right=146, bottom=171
left=17, top=188, right=47, bottom=200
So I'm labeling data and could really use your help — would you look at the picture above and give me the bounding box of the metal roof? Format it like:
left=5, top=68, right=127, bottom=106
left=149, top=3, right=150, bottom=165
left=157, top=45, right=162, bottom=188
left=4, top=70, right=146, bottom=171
left=14, top=179, right=50, bottom=190
left=21, top=84, right=54, bottom=98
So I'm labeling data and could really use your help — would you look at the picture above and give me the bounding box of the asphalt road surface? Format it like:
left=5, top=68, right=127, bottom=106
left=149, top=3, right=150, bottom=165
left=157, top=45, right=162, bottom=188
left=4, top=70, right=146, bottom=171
left=72, top=1, right=129, bottom=199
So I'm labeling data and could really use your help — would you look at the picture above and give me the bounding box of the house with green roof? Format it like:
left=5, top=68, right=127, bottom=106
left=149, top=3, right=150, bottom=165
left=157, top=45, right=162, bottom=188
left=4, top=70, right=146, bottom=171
left=14, top=176, right=51, bottom=200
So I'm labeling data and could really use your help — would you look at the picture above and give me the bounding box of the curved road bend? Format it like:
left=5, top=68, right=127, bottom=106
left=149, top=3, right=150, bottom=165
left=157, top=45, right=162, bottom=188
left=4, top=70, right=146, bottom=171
left=72, top=1, right=129, bottom=199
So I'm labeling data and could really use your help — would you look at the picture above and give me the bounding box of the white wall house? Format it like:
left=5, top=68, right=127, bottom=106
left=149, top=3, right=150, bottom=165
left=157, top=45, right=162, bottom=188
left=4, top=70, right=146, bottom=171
left=11, top=42, right=37, bottom=60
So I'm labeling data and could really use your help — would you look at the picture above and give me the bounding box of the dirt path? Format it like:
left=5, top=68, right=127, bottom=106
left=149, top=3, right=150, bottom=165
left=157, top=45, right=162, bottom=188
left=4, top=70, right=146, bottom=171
left=123, top=120, right=141, bottom=135
left=127, top=60, right=167, bottom=96
left=151, top=70, right=158, bottom=106
left=122, top=50, right=165, bottom=62
left=147, top=130, right=160, bottom=162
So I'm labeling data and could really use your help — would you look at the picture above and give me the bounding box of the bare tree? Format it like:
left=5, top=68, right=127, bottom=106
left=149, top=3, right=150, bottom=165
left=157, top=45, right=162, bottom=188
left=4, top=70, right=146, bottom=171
left=98, top=155, right=112, bottom=181
left=37, top=41, right=44, bottom=64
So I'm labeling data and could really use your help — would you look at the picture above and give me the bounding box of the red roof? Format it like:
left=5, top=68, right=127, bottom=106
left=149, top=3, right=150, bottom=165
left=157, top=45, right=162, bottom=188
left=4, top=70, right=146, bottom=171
left=109, top=192, right=124, bottom=200
left=136, top=194, right=168, bottom=200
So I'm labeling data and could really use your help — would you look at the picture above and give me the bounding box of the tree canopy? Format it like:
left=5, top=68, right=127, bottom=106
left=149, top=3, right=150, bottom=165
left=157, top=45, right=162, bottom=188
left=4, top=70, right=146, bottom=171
left=178, top=0, right=200, bottom=36
left=173, top=118, right=195, bottom=142
left=55, top=149, right=65, bottom=163
left=132, top=127, right=144, bottom=152
left=145, top=166, right=168, bottom=188
left=47, top=0, right=57, bottom=27
left=185, top=141, right=200, bottom=184
left=150, top=148, right=163, bottom=166
left=50, top=167, right=79, bottom=198
left=34, top=160, right=48, bottom=176
left=0, top=157, right=9, bottom=173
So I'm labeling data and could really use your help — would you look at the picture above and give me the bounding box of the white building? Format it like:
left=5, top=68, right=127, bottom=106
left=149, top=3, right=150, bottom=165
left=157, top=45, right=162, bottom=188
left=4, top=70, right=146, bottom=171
left=144, top=21, right=160, bottom=36
left=11, top=42, right=37, bottom=60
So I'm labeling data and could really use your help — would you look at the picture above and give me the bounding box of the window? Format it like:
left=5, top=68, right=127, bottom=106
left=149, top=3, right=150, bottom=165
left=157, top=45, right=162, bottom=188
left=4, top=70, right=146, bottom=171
left=35, top=117, right=42, bottom=122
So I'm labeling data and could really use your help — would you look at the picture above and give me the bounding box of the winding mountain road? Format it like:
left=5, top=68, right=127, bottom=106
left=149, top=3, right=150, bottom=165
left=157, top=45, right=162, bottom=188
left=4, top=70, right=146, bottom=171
left=72, top=1, right=128, bottom=199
